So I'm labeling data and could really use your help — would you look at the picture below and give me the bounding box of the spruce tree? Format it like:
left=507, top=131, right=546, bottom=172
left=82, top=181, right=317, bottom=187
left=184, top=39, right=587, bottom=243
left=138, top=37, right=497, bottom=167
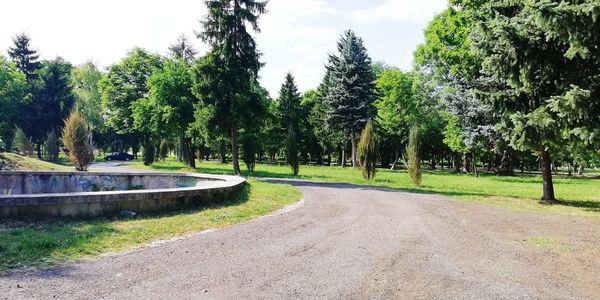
left=8, top=33, right=42, bottom=81
left=276, top=72, right=302, bottom=142
left=286, top=127, right=299, bottom=175
left=195, top=0, right=267, bottom=175
left=324, top=30, right=377, bottom=167
left=169, top=34, right=198, bottom=64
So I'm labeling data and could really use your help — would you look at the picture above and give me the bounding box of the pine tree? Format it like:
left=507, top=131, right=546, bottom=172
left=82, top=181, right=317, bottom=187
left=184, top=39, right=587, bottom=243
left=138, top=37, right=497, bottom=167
left=169, top=34, right=198, bottom=64
left=195, top=0, right=267, bottom=175
left=276, top=72, right=302, bottom=141
left=325, top=30, right=377, bottom=168
left=358, top=120, right=377, bottom=180
left=8, top=33, right=42, bottom=81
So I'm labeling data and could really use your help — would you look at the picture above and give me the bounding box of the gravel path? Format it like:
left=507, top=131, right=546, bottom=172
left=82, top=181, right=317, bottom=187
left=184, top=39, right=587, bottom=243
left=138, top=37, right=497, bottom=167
left=1, top=179, right=599, bottom=299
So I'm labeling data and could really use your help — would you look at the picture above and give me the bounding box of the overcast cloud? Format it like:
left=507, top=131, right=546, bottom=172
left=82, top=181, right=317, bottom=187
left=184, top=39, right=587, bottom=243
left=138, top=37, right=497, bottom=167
left=0, top=0, right=446, bottom=97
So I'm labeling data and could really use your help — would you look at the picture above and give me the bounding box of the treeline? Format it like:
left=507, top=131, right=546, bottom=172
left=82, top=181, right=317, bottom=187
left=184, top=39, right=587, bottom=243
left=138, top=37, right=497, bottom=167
left=1, top=0, right=599, bottom=201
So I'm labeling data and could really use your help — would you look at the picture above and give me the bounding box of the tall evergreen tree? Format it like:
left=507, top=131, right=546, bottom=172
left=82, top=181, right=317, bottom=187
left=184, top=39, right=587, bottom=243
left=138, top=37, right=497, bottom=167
left=169, top=34, right=198, bottom=64
left=21, top=58, right=75, bottom=157
left=324, top=30, right=377, bottom=167
left=7, top=33, right=41, bottom=81
left=276, top=72, right=302, bottom=139
left=459, top=0, right=600, bottom=201
left=195, top=0, right=267, bottom=175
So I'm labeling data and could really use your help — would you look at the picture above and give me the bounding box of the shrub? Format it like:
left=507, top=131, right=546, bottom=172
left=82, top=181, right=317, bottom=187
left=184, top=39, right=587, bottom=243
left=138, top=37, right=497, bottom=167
left=45, top=130, right=59, bottom=162
left=285, top=127, right=299, bottom=175
left=143, top=138, right=155, bottom=166
left=61, top=110, right=94, bottom=171
left=159, top=139, right=169, bottom=161
left=13, top=127, right=34, bottom=157
left=406, top=125, right=422, bottom=186
left=358, top=120, right=377, bottom=180
left=242, top=134, right=258, bottom=172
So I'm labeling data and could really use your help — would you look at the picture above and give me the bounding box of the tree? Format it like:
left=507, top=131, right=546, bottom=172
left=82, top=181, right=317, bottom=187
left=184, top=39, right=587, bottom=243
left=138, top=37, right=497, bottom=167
left=0, top=57, right=28, bottom=148
left=276, top=73, right=302, bottom=144
left=406, top=126, right=422, bottom=186
left=195, top=0, right=267, bottom=175
left=8, top=33, right=41, bottom=81
left=45, top=129, right=59, bottom=162
left=99, top=48, right=162, bottom=156
left=358, top=120, right=377, bottom=180
left=324, top=30, right=377, bottom=167
left=71, top=61, right=105, bottom=133
left=21, top=58, right=75, bottom=157
left=62, top=110, right=94, bottom=171
left=459, top=0, right=600, bottom=201
left=169, top=34, right=198, bottom=64
left=286, top=127, right=299, bottom=175
left=13, top=127, right=34, bottom=157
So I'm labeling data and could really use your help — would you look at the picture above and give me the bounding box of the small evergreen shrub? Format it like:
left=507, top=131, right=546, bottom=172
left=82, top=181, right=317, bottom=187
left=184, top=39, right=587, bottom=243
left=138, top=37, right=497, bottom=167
left=406, top=125, right=422, bottom=186
left=242, top=134, right=258, bottom=172
left=358, top=120, right=377, bottom=180
left=61, top=110, right=94, bottom=171
left=286, top=127, right=299, bottom=175
left=13, top=127, right=34, bottom=157
left=45, top=130, right=59, bottom=162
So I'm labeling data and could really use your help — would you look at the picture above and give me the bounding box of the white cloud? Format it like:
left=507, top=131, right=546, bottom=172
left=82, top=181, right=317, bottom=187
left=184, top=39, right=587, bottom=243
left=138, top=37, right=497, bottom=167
left=353, top=0, right=446, bottom=22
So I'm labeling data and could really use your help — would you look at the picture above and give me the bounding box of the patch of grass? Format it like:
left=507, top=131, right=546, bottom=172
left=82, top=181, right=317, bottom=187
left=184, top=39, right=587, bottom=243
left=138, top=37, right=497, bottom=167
left=0, top=179, right=302, bottom=271
left=0, top=153, right=70, bottom=171
left=526, top=237, right=570, bottom=254
left=135, top=160, right=600, bottom=218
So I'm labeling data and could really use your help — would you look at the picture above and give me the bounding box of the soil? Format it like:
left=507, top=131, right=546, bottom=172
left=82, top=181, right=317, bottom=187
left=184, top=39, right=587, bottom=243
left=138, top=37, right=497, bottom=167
left=1, top=179, right=599, bottom=299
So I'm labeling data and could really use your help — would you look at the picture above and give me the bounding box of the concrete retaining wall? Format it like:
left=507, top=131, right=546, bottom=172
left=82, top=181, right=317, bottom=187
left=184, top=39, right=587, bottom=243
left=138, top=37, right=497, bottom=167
left=0, top=172, right=246, bottom=219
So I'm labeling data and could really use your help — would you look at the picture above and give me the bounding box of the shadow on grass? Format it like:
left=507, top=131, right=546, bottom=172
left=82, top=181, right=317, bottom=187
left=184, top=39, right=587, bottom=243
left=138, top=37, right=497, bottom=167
left=0, top=183, right=252, bottom=273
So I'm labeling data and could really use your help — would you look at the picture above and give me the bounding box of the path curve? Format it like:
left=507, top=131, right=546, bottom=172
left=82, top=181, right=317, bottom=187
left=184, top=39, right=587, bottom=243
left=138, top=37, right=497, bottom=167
left=1, top=179, right=599, bottom=299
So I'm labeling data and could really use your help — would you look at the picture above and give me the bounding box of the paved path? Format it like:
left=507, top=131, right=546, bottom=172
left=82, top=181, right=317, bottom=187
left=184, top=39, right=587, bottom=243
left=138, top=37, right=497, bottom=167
left=2, top=179, right=599, bottom=299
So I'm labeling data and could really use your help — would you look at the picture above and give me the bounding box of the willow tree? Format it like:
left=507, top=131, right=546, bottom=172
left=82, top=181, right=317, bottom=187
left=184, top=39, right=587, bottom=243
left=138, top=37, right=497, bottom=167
left=459, top=0, right=600, bottom=202
left=195, top=0, right=266, bottom=175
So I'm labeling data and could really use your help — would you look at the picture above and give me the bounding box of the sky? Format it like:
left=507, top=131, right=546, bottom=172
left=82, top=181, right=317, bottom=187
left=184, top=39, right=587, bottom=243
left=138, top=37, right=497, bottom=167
left=0, top=0, right=447, bottom=97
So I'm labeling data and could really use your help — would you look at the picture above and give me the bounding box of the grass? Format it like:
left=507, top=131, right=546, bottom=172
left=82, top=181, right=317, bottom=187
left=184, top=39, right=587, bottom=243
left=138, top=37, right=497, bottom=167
left=136, top=160, right=600, bottom=218
left=0, top=179, right=302, bottom=271
left=0, top=153, right=70, bottom=171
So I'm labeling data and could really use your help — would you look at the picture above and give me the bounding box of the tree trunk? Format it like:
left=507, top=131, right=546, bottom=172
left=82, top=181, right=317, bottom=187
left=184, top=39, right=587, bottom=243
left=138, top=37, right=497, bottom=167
left=341, top=149, right=346, bottom=168
left=188, top=141, right=196, bottom=169
left=463, top=153, right=472, bottom=173
left=578, top=163, right=585, bottom=176
left=178, top=133, right=184, bottom=162
left=231, top=127, right=241, bottom=175
left=350, top=132, right=358, bottom=167
left=390, top=150, right=399, bottom=170
left=540, top=147, right=556, bottom=202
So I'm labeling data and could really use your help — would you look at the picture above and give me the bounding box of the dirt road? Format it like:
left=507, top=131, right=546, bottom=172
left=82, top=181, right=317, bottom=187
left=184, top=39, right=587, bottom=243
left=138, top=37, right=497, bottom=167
left=2, top=180, right=599, bottom=299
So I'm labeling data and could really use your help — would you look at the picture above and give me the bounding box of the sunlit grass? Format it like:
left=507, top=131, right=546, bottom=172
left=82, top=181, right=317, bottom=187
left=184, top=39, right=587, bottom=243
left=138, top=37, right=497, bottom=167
left=0, top=179, right=302, bottom=271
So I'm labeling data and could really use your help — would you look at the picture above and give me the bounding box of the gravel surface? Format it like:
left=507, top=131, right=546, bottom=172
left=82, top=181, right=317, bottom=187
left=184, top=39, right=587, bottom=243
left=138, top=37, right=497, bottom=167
left=1, top=179, right=599, bottom=299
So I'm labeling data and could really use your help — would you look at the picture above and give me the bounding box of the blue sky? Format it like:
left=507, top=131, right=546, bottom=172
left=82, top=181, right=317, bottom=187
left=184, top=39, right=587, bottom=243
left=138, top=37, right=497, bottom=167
left=0, top=0, right=446, bottom=97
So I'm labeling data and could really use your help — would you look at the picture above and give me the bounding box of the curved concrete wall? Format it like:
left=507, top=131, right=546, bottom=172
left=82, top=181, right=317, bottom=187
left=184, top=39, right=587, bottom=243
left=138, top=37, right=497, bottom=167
left=0, top=172, right=246, bottom=219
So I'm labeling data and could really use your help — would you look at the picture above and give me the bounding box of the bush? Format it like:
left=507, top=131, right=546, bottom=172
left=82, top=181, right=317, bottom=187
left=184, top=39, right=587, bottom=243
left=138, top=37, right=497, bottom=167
left=286, top=127, right=299, bottom=175
left=242, top=134, right=258, bottom=172
left=45, top=130, right=59, bottom=162
left=159, top=139, right=169, bottom=161
left=406, top=125, right=422, bottom=186
left=13, top=127, right=34, bottom=157
left=61, top=110, right=94, bottom=171
left=143, top=138, right=155, bottom=166
left=358, top=120, right=377, bottom=180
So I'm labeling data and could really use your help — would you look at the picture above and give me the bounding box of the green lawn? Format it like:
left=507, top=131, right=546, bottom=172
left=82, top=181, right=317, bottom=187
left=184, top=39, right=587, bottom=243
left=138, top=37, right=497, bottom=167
left=0, top=153, right=70, bottom=171
left=0, top=179, right=302, bottom=271
left=137, top=160, right=600, bottom=218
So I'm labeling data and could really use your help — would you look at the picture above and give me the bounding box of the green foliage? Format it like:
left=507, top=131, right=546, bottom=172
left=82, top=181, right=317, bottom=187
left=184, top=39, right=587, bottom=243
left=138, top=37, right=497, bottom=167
left=142, top=139, right=155, bottom=166
left=21, top=58, right=75, bottom=149
left=286, top=127, right=299, bottom=175
left=196, top=0, right=267, bottom=175
left=276, top=72, right=302, bottom=135
left=44, top=130, right=59, bottom=162
left=0, top=56, right=28, bottom=148
left=61, top=110, right=94, bottom=171
left=159, top=139, right=169, bottom=161
left=242, top=133, right=258, bottom=172
left=443, top=114, right=468, bottom=154
left=358, top=120, right=377, bottom=180
left=71, top=61, right=104, bottom=133
left=168, top=34, right=198, bottom=63
left=8, top=33, right=41, bottom=81
left=406, top=126, right=422, bottom=186
left=13, top=127, right=34, bottom=157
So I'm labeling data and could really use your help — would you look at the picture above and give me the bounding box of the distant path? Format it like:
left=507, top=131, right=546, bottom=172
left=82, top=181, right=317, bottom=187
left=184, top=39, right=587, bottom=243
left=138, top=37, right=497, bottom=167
left=2, top=169, right=599, bottom=299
